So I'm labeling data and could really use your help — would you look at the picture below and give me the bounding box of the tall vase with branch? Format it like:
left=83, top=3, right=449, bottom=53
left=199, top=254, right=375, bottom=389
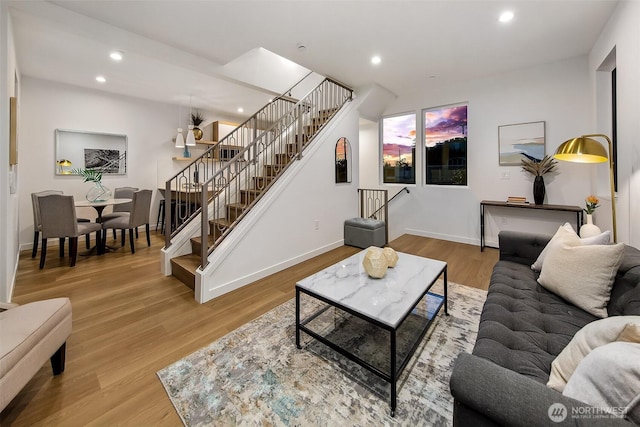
left=73, top=168, right=112, bottom=202
left=521, top=155, right=557, bottom=205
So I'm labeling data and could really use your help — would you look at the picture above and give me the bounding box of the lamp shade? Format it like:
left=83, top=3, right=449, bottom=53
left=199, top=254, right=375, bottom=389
left=554, top=137, right=608, bottom=163
left=186, top=124, right=196, bottom=146
left=175, top=128, right=185, bottom=148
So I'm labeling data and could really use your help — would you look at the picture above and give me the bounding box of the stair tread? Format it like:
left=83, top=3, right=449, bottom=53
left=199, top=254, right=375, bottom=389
left=171, top=254, right=200, bottom=270
left=227, top=202, right=248, bottom=208
left=210, top=218, right=233, bottom=227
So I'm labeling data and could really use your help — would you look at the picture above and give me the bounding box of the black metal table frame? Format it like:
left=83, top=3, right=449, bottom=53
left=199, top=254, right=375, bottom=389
left=480, top=201, right=583, bottom=251
left=295, top=265, right=448, bottom=417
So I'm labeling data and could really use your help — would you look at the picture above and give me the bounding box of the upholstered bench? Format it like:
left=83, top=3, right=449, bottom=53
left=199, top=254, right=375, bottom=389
left=344, top=217, right=386, bottom=248
left=0, top=297, right=72, bottom=411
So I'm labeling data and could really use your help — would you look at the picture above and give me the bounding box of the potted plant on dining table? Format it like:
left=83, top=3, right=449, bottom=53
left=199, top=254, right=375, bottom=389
left=73, top=168, right=112, bottom=202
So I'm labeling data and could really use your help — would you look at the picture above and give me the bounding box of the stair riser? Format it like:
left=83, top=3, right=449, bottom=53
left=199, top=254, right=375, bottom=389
left=170, top=259, right=195, bottom=290
left=226, top=205, right=246, bottom=222
left=275, top=154, right=292, bottom=165
left=240, top=191, right=261, bottom=205
left=264, top=165, right=285, bottom=177
left=252, top=177, right=273, bottom=189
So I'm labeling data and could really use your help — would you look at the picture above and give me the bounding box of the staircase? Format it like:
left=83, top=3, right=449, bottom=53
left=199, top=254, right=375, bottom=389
left=164, top=79, right=352, bottom=290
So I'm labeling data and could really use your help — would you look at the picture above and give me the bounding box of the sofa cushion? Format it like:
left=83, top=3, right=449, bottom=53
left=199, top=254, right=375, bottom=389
left=608, top=246, right=640, bottom=316
left=531, top=223, right=611, bottom=271
left=537, top=227, right=625, bottom=318
left=562, top=341, right=640, bottom=425
left=547, top=315, right=640, bottom=392
left=473, top=260, right=597, bottom=383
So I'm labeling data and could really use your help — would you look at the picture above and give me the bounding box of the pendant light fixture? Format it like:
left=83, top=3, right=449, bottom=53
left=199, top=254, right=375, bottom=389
left=186, top=96, right=196, bottom=147
left=175, top=104, right=185, bottom=148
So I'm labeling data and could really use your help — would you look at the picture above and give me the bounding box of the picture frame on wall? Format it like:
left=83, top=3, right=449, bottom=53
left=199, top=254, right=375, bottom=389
left=498, top=121, right=545, bottom=166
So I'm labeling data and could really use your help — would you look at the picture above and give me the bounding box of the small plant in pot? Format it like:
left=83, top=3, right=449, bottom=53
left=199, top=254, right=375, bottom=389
left=191, top=111, right=205, bottom=141
left=521, top=155, right=557, bottom=205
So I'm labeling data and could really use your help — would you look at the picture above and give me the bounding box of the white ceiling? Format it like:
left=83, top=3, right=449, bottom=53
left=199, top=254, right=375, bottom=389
left=8, top=0, right=618, bottom=118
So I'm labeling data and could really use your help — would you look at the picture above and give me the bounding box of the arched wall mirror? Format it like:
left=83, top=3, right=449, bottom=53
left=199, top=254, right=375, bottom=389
left=335, top=137, right=352, bottom=183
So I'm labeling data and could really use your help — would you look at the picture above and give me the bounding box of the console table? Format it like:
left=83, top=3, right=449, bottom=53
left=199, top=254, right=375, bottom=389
left=480, top=200, right=583, bottom=251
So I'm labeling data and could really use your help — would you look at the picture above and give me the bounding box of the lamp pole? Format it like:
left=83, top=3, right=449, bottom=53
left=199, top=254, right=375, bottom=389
left=582, top=134, right=616, bottom=243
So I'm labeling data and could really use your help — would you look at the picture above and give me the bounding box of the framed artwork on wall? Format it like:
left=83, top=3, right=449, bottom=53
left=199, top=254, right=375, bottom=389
left=498, top=121, right=545, bottom=165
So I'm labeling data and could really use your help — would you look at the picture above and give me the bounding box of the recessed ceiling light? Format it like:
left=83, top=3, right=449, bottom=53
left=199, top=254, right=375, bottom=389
left=95, top=76, right=106, bottom=83
left=499, top=11, right=514, bottom=23
left=110, top=51, right=123, bottom=61
left=237, top=107, right=244, bottom=113
left=371, top=56, right=381, bottom=65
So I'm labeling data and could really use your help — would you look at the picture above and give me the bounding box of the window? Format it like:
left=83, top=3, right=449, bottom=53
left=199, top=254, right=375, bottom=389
left=424, top=104, right=468, bottom=185
left=335, top=137, right=351, bottom=183
left=381, top=112, right=416, bottom=184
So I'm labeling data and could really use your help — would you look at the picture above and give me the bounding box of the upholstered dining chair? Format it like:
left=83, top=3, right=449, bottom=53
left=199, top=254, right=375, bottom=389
left=38, top=194, right=103, bottom=269
left=31, top=190, right=91, bottom=258
left=100, top=189, right=152, bottom=254
left=99, top=186, right=138, bottom=243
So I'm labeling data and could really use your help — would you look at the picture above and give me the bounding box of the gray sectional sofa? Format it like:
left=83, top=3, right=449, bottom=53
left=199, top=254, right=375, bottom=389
left=450, top=230, right=640, bottom=426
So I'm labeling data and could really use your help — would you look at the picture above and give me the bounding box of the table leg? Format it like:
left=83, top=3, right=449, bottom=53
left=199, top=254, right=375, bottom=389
left=480, top=203, right=485, bottom=252
left=295, top=288, right=301, bottom=349
left=444, top=266, right=449, bottom=316
left=390, top=330, right=397, bottom=417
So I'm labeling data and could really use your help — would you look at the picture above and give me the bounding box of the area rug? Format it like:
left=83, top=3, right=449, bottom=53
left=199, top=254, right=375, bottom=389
left=157, top=281, right=487, bottom=426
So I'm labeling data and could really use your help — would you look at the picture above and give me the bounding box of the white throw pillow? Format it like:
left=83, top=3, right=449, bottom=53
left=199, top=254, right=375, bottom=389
left=537, top=228, right=624, bottom=318
left=562, top=341, right=640, bottom=425
left=547, top=316, right=640, bottom=392
left=531, top=223, right=612, bottom=271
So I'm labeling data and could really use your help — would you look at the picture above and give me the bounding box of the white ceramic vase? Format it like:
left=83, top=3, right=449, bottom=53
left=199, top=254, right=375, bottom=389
left=580, top=214, right=602, bottom=238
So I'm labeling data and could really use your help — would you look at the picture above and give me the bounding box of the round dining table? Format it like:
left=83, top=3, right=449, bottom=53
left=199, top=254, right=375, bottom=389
left=75, top=198, right=132, bottom=254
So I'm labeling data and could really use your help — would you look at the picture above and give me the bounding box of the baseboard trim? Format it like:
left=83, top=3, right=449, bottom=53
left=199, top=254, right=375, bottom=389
left=196, top=240, right=344, bottom=303
left=404, top=228, right=480, bottom=247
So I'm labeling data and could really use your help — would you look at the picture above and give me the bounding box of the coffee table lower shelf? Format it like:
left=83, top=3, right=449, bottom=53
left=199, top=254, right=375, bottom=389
left=295, top=282, right=447, bottom=417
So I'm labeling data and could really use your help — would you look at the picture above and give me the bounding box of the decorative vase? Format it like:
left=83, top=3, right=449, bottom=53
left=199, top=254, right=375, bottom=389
left=193, top=126, right=203, bottom=141
left=580, top=214, right=602, bottom=238
left=86, top=181, right=112, bottom=202
left=533, top=175, right=545, bottom=205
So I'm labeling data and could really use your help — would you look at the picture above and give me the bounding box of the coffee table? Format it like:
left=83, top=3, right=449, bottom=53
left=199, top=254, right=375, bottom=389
left=295, top=249, right=447, bottom=417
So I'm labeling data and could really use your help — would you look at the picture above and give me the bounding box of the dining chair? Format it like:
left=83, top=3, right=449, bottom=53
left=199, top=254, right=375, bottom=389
left=100, top=189, right=152, bottom=254
left=99, top=186, right=138, bottom=243
left=38, top=194, right=103, bottom=269
left=31, top=190, right=92, bottom=258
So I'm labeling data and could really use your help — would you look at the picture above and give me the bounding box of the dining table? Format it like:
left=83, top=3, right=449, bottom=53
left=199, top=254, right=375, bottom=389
left=75, top=198, right=132, bottom=254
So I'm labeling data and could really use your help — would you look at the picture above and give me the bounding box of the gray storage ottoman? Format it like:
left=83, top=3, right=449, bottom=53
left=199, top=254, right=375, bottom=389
left=344, top=217, right=386, bottom=248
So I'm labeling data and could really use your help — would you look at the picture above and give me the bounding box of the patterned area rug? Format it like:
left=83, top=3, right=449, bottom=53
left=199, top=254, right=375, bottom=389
left=157, top=281, right=486, bottom=426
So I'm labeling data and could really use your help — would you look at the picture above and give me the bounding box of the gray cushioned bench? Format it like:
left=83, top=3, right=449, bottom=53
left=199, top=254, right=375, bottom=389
left=344, top=217, right=386, bottom=248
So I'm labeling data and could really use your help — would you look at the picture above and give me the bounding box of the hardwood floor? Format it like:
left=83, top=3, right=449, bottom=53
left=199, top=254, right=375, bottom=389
left=1, top=233, right=498, bottom=426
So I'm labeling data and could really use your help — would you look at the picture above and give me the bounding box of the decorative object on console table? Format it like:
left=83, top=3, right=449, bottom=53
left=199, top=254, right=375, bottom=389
left=554, top=134, right=617, bottom=243
left=521, top=155, right=557, bottom=205
left=191, top=110, right=204, bottom=141
left=73, top=168, right=112, bottom=202
left=580, top=195, right=602, bottom=238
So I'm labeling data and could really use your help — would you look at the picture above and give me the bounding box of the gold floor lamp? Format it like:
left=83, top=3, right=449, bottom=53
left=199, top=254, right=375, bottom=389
left=554, top=134, right=616, bottom=242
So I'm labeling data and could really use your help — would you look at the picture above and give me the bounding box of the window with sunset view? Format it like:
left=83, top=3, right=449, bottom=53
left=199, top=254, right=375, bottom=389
left=424, top=104, right=468, bottom=185
left=381, top=112, right=416, bottom=184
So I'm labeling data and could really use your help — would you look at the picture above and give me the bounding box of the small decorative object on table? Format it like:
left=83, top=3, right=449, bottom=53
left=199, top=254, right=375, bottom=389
left=580, top=195, right=602, bottom=238
left=191, top=111, right=205, bottom=141
left=73, top=168, right=112, bottom=202
left=363, top=246, right=389, bottom=278
left=521, top=155, right=557, bottom=205
left=383, top=247, right=399, bottom=267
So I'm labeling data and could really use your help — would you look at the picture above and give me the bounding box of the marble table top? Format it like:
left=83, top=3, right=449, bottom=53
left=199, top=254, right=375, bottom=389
left=296, top=250, right=446, bottom=328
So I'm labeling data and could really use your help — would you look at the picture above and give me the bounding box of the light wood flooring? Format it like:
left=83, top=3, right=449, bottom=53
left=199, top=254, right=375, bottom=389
left=1, top=233, right=498, bottom=426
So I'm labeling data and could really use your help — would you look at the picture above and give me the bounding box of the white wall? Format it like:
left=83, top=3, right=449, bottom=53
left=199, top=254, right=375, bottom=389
left=1, top=5, right=20, bottom=302
left=196, top=105, right=360, bottom=302
left=18, top=77, right=238, bottom=250
left=360, top=56, right=594, bottom=247
left=589, top=0, right=640, bottom=246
